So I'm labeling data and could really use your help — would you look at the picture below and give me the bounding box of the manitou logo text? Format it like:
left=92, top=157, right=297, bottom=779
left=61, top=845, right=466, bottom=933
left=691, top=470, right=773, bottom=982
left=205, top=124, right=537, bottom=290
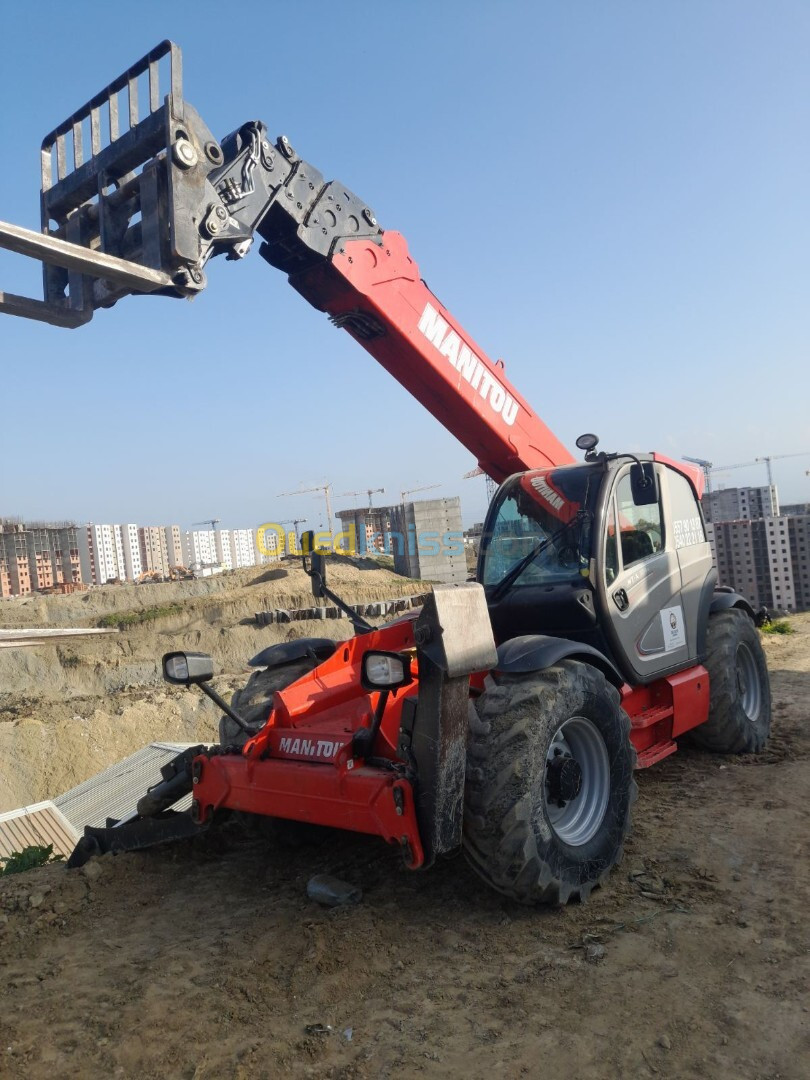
left=417, top=303, right=519, bottom=426
left=278, top=737, right=341, bottom=760
left=530, top=475, right=565, bottom=512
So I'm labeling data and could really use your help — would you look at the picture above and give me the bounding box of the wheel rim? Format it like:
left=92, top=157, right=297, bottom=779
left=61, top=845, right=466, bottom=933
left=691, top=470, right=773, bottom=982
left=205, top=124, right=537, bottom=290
left=544, top=716, right=610, bottom=846
left=735, top=642, right=761, bottom=722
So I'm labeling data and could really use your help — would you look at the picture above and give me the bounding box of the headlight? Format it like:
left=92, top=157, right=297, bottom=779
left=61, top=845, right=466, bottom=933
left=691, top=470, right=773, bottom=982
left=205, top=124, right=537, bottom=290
left=164, top=655, right=189, bottom=682
left=162, top=651, right=214, bottom=685
left=362, top=651, right=412, bottom=690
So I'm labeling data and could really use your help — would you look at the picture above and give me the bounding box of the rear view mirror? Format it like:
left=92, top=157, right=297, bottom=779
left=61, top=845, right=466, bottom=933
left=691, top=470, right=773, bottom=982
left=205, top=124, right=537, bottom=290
left=309, top=551, right=326, bottom=598
left=162, top=651, right=214, bottom=685
left=301, top=530, right=326, bottom=598
left=630, top=462, right=659, bottom=506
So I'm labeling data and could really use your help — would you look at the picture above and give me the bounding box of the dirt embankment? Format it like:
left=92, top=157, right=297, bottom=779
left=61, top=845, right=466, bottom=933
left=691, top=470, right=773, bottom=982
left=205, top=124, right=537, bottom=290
left=0, top=616, right=808, bottom=1078
left=0, top=559, right=423, bottom=811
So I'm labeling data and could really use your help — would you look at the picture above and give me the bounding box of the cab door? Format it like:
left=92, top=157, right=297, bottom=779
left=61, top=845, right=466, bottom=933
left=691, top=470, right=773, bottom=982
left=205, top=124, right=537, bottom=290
left=598, top=464, right=688, bottom=682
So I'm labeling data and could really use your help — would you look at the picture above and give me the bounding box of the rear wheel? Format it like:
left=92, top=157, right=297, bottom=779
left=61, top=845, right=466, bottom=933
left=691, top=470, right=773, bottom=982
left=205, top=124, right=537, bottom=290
left=220, top=657, right=319, bottom=747
left=690, top=610, right=771, bottom=754
left=464, top=660, right=636, bottom=905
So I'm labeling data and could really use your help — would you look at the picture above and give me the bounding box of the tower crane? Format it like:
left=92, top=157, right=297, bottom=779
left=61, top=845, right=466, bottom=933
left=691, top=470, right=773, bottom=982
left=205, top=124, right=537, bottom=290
left=755, top=452, right=810, bottom=487
left=690, top=453, right=810, bottom=491
left=278, top=484, right=333, bottom=532
left=191, top=518, right=220, bottom=531
left=339, top=487, right=385, bottom=509
left=683, top=457, right=713, bottom=496
left=400, top=483, right=441, bottom=504
left=277, top=518, right=306, bottom=549
left=463, top=466, right=497, bottom=502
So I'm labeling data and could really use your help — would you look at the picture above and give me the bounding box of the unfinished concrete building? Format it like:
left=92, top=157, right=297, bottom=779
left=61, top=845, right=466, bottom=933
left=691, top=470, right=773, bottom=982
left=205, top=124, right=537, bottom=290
left=336, top=498, right=466, bottom=583
left=703, top=485, right=779, bottom=523
left=0, top=527, right=32, bottom=596
left=0, top=522, right=81, bottom=596
left=388, top=497, right=467, bottom=585
left=335, top=506, right=396, bottom=554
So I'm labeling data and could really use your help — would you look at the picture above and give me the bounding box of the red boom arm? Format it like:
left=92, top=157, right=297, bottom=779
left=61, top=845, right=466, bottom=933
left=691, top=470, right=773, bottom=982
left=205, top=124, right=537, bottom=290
left=287, top=230, right=573, bottom=483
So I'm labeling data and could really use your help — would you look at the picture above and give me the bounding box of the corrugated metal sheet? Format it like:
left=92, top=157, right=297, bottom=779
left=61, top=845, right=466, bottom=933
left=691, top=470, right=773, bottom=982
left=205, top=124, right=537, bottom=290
left=0, top=801, right=80, bottom=859
left=54, top=742, right=202, bottom=830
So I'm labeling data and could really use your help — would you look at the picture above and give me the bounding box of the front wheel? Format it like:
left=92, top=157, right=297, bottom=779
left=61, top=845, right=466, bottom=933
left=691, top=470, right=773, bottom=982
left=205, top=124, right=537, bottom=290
left=464, top=660, right=636, bottom=905
left=690, top=610, right=771, bottom=754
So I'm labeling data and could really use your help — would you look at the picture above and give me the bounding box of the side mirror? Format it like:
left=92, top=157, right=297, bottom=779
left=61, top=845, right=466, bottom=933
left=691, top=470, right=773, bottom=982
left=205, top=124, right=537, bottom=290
left=162, top=651, right=214, bottom=685
left=309, top=551, right=326, bottom=598
left=630, top=462, right=659, bottom=506
left=301, top=530, right=326, bottom=598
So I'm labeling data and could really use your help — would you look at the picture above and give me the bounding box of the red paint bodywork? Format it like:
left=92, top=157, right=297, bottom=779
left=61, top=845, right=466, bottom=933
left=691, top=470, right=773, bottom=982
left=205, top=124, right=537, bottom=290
left=191, top=614, right=711, bottom=869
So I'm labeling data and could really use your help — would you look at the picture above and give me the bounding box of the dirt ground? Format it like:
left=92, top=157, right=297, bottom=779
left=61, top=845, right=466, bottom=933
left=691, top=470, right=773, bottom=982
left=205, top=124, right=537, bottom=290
left=1, top=615, right=808, bottom=1079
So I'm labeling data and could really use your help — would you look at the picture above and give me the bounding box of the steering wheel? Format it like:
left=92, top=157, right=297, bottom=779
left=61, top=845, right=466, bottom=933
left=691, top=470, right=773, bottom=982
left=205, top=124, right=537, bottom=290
left=557, top=544, right=579, bottom=570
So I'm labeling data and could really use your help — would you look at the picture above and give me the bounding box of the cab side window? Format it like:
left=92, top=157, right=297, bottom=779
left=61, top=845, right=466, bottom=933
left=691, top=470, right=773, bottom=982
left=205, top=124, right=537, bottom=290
left=615, top=472, right=663, bottom=569
left=668, top=470, right=706, bottom=549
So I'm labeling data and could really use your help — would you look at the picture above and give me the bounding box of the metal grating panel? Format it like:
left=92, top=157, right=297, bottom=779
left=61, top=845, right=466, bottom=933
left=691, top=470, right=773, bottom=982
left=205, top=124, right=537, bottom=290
left=0, top=802, right=80, bottom=860
left=54, top=742, right=202, bottom=830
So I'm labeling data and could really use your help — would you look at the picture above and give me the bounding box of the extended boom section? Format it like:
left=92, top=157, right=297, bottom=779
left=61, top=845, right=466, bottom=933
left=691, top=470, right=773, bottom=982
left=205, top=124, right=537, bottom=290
left=0, top=41, right=571, bottom=476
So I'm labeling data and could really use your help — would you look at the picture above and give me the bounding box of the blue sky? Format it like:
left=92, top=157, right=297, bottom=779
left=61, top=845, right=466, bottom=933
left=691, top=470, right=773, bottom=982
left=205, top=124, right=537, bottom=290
left=1, top=1, right=808, bottom=531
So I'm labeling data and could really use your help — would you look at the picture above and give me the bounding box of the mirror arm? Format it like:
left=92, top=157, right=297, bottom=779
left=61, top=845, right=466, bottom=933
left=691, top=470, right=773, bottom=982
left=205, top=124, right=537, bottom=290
left=198, top=682, right=252, bottom=733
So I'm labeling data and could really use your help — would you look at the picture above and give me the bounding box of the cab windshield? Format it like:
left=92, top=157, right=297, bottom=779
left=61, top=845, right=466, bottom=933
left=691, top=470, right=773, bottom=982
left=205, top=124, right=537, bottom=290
left=480, top=466, right=599, bottom=591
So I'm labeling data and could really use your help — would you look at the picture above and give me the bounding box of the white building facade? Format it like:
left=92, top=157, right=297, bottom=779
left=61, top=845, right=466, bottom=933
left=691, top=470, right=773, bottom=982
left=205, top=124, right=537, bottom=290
left=78, top=524, right=126, bottom=585
left=119, top=524, right=142, bottom=581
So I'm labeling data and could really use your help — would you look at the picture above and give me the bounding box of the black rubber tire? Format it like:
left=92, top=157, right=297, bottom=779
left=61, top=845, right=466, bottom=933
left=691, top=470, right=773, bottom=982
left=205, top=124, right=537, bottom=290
left=690, top=610, right=771, bottom=754
left=220, top=657, right=319, bottom=747
left=463, top=660, right=637, bottom=905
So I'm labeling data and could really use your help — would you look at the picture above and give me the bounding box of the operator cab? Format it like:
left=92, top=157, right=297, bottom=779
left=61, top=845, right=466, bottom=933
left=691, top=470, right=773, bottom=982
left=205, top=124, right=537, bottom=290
left=479, top=461, right=607, bottom=650
left=479, top=445, right=716, bottom=685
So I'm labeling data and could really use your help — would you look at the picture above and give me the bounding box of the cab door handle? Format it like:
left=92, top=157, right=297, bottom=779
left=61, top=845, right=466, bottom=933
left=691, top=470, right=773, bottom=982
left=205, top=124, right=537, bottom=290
left=613, top=588, right=629, bottom=612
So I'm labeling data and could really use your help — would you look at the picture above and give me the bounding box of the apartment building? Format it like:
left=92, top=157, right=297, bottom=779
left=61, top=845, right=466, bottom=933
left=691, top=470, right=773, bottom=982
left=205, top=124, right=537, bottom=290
left=50, top=526, right=81, bottom=586
left=703, top=485, right=778, bottom=523
left=335, top=506, right=395, bottom=554
left=255, top=526, right=282, bottom=562
left=231, top=529, right=258, bottom=568
left=119, top=524, right=143, bottom=581
left=183, top=529, right=218, bottom=571
left=0, top=523, right=82, bottom=597
left=25, top=528, right=57, bottom=591
left=78, top=523, right=126, bottom=585
left=1, top=517, right=277, bottom=594
left=707, top=514, right=810, bottom=612
left=0, top=555, right=10, bottom=598
left=165, top=525, right=184, bottom=567
left=184, top=527, right=266, bottom=572
left=139, top=527, right=170, bottom=577
left=215, top=529, right=234, bottom=570
left=788, top=515, right=810, bottom=609
left=1, top=527, right=32, bottom=596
